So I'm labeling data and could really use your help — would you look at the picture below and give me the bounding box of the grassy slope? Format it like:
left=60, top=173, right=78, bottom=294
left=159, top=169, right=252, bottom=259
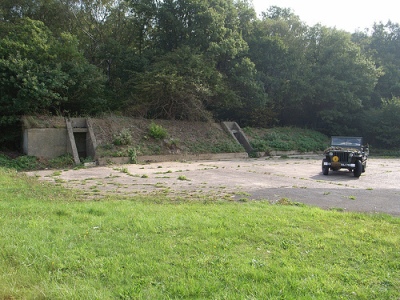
left=0, top=168, right=399, bottom=299
left=244, top=126, right=329, bottom=153
left=94, top=120, right=330, bottom=157
left=3, top=123, right=330, bottom=171
left=91, top=117, right=245, bottom=157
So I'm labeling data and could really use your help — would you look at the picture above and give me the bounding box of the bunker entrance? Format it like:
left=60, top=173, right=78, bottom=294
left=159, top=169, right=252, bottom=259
left=74, top=132, right=87, bottom=159
left=66, top=118, right=97, bottom=165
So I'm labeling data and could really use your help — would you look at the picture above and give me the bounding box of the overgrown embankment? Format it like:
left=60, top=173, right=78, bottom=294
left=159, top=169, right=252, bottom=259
left=244, top=127, right=329, bottom=154
left=91, top=117, right=329, bottom=158
left=3, top=116, right=330, bottom=170
left=90, top=116, right=244, bottom=158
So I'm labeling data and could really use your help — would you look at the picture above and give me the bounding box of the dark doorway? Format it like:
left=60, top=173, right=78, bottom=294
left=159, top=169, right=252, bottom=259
left=73, top=132, right=87, bottom=159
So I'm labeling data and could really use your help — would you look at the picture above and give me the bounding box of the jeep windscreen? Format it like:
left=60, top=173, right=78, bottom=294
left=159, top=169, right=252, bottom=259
left=331, top=137, right=362, bottom=147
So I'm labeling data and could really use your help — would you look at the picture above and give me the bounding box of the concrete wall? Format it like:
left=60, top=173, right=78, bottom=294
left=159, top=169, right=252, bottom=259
left=23, top=128, right=68, bottom=159
left=221, top=121, right=253, bottom=153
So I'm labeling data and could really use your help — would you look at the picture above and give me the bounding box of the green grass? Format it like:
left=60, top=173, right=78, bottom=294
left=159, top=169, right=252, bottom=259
left=368, top=148, right=400, bottom=157
left=0, top=167, right=399, bottom=299
left=0, top=153, right=76, bottom=171
left=244, top=127, right=329, bottom=153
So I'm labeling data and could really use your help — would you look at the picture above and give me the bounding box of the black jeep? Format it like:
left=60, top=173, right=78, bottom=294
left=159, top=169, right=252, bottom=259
left=322, top=136, right=369, bottom=178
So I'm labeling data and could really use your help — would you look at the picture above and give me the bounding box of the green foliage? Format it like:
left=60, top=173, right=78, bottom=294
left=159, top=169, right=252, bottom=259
left=361, top=97, right=400, bottom=148
left=177, top=175, right=189, bottom=181
left=148, top=122, right=168, bottom=140
left=1, top=2, right=400, bottom=151
left=48, top=154, right=75, bottom=169
left=46, top=154, right=75, bottom=169
left=0, top=18, right=106, bottom=147
left=0, top=153, right=76, bottom=171
left=132, top=47, right=215, bottom=121
left=127, top=147, right=138, bottom=164
left=113, top=128, right=133, bottom=146
left=247, top=8, right=312, bottom=127
left=305, top=26, right=381, bottom=133
left=210, top=141, right=245, bottom=153
left=245, top=127, right=329, bottom=152
left=362, top=22, right=400, bottom=106
left=54, top=33, right=107, bottom=114
left=0, top=154, right=40, bottom=171
left=0, top=19, right=68, bottom=122
left=188, top=140, right=244, bottom=154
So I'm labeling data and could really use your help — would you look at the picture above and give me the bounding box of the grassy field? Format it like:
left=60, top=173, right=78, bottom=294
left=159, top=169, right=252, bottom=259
left=0, top=167, right=399, bottom=299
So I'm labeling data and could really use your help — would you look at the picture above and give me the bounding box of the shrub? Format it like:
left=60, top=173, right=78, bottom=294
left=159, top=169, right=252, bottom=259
left=0, top=154, right=41, bottom=171
left=127, top=148, right=138, bottom=164
left=211, top=141, right=244, bottom=153
left=48, top=154, right=75, bottom=169
left=148, top=122, right=168, bottom=139
left=113, top=128, right=133, bottom=146
left=245, top=127, right=329, bottom=152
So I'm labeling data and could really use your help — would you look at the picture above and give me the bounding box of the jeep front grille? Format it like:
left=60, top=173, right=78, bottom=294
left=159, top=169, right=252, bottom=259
left=332, top=151, right=349, bottom=162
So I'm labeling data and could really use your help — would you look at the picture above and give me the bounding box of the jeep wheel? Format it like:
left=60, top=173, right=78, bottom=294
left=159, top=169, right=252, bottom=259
left=322, top=159, right=329, bottom=175
left=362, top=162, right=367, bottom=173
left=354, top=160, right=362, bottom=178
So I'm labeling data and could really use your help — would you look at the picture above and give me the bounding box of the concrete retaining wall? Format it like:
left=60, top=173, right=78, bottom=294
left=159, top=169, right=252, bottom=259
left=23, top=128, right=68, bottom=159
left=23, top=118, right=96, bottom=161
left=221, top=122, right=253, bottom=153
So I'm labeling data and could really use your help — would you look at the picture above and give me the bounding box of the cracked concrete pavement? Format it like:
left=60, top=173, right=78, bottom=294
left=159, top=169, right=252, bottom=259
left=27, top=156, right=400, bottom=216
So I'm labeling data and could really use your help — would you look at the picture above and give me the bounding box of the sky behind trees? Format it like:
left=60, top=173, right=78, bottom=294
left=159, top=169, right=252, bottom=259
left=252, top=0, right=400, bottom=32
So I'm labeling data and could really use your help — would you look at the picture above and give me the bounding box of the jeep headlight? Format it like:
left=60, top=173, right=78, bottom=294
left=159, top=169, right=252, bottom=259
left=349, top=153, right=354, bottom=158
left=329, top=152, right=333, bottom=156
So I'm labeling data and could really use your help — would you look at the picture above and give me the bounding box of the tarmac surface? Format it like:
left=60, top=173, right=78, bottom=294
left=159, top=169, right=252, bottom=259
left=27, top=156, right=400, bottom=216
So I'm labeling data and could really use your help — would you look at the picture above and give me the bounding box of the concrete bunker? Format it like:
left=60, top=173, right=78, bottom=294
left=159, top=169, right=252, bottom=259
left=22, top=117, right=97, bottom=164
left=22, top=116, right=251, bottom=165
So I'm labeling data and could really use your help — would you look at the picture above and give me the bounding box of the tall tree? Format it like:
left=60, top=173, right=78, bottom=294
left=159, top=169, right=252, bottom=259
left=361, top=97, right=400, bottom=148
left=234, top=0, right=257, bottom=39
left=247, top=7, right=310, bottom=126
left=304, top=25, right=381, bottom=133
left=368, top=21, right=400, bottom=105
left=0, top=18, right=106, bottom=123
left=0, top=19, right=68, bottom=122
left=0, top=0, right=76, bottom=34
left=124, top=0, right=266, bottom=123
left=131, top=46, right=216, bottom=120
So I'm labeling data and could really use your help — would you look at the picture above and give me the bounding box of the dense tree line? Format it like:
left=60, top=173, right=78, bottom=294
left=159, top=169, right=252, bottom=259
left=1, top=0, right=400, bottom=149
